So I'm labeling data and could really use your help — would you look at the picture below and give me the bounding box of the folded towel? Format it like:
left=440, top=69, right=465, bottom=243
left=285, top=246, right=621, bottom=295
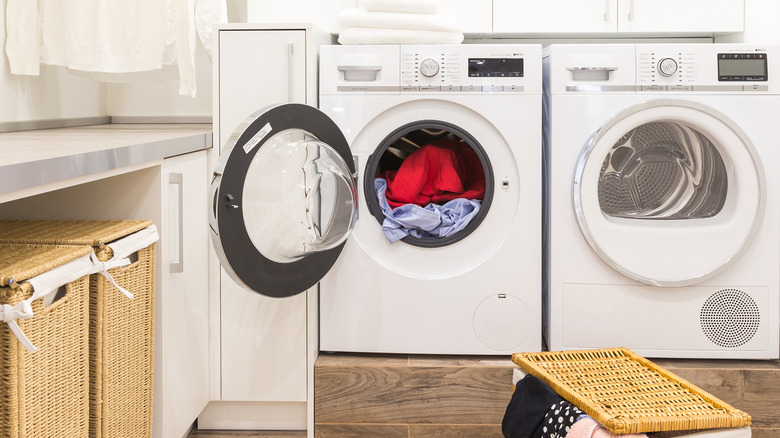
left=338, top=8, right=462, bottom=33
left=361, top=0, right=442, bottom=15
left=338, top=27, right=463, bottom=45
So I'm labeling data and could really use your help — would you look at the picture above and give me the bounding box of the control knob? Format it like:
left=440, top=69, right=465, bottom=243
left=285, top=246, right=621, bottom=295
left=420, top=58, right=440, bottom=77
left=658, top=58, right=678, bottom=77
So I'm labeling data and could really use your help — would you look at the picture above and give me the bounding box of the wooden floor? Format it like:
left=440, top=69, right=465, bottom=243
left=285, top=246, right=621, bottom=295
left=190, top=354, right=780, bottom=437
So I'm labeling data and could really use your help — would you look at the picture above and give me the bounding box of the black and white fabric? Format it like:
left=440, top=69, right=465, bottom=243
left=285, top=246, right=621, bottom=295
left=536, top=399, right=584, bottom=438
left=502, top=375, right=567, bottom=438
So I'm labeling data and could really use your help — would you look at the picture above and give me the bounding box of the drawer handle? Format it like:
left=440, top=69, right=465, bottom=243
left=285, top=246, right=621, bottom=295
left=169, top=172, right=184, bottom=273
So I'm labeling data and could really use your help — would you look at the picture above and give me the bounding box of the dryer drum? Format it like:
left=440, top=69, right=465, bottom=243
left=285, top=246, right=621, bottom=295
left=364, top=120, right=495, bottom=248
left=597, top=121, right=728, bottom=219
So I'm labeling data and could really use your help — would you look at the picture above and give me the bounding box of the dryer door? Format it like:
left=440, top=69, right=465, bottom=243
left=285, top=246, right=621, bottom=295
left=210, top=104, right=358, bottom=297
left=574, top=100, right=765, bottom=287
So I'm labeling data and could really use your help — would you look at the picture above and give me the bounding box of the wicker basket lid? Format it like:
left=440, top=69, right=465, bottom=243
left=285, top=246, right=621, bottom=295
left=512, top=347, right=751, bottom=434
left=0, top=220, right=152, bottom=248
left=0, top=244, right=92, bottom=287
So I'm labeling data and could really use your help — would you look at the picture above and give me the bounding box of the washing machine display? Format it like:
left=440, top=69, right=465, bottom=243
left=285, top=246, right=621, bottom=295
left=212, top=44, right=544, bottom=355
left=544, top=44, right=780, bottom=359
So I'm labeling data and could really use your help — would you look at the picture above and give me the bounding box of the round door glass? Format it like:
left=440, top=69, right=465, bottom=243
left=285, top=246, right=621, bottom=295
left=574, top=100, right=765, bottom=287
left=242, top=129, right=358, bottom=263
left=598, top=121, right=728, bottom=219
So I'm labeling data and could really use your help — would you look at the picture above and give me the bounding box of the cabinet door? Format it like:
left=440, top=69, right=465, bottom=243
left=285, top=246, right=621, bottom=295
left=217, top=29, right=310, bottom=403
left=157, top=150, right=210, bottom=438
left=218, top=30, right=306, bottom=149
left=440, top=0, right=492, bottom=33
left=617, top=0, right=744, bottom=33
left=493, top=0, right=617, bottom=33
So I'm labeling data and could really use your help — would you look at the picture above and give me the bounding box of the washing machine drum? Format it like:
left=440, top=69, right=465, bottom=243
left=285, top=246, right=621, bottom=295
left=210, top=104, right=358, bottom=297
left=574, top=100, right=766, bottom=287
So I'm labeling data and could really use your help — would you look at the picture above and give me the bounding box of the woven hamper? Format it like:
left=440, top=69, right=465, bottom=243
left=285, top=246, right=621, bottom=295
left=0, top=220, right=157, bottom=438
left=512, top=348, right=752, bottom=435
left=0, top=244, right=93, bottom=438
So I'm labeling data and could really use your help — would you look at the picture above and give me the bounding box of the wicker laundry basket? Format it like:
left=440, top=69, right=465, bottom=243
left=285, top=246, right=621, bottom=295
left=0, top=244, right=93, bottom=438
left=512, top=348, right=752, bottom=435
left=0, top=220, right=157, bottom=438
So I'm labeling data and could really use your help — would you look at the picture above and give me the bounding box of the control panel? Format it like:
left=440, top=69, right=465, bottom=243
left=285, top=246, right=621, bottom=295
left=637, top=49, right=697, bottom=90
left=635, top=44, right=773, bottom=93
left=399, top=45, right=536, bottom=93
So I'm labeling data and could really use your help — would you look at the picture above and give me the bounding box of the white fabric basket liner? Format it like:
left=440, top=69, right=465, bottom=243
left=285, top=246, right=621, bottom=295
left=1, top=225, right=159, bottom=352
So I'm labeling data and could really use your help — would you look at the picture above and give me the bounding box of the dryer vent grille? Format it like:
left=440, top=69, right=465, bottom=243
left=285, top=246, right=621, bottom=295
left=700, top=289, right=760, bottom=348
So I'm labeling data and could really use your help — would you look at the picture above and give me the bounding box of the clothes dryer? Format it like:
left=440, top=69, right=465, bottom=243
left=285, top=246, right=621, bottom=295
left=544, top=44, right=780, bottom=359
left=210, top=44, right=543, bottom=354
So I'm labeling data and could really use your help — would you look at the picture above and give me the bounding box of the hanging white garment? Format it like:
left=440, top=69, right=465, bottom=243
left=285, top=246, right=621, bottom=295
left=4, top=0, right=226, bottom=97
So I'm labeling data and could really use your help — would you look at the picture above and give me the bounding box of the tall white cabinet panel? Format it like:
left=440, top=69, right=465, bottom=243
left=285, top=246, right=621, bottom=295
left=494, top=0, right=617, bottom=33
left=440, top=0, right=493, bottom=33
left=616, top=0, right=744, bottom=33
left=206, top=25, right=327, bottom=430
left=218, top=27, right=309, bottom=404
left=157, top=150, right=210, bottom=438
left=218, top=30, right=306, bottom=147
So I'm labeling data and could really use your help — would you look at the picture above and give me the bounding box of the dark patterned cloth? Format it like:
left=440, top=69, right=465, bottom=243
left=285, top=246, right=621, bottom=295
left=502, top=375, right=567, bottom=438
left=536, top=399, right=584, bottom=438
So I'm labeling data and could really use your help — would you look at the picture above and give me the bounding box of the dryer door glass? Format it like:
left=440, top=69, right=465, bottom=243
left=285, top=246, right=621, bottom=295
left=574, top=100, right=765, bottom=287
left=210, top=104, right=357, bottom=298
left=598, top=121, right=728, bottom=219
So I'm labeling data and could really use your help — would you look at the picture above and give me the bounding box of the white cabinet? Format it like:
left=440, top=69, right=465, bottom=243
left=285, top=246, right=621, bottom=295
left=156, top=150, right=210, bottom=438
left=493, top=0, right=744, bottom=34
left=616, top=0, right=744, bottom=34
left=0, top=142, right=211, bottom=438
left=217, top=30, right=307, bottom=147
left=494, top=0, right=617, bottom=34
left=202, top=25, right=328, bottom=431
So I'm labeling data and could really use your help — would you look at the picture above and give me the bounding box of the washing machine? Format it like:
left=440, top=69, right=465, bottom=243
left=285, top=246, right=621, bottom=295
left=544, top=43, right=780, bottom=359
left=209, top=44, right=543, bottom=355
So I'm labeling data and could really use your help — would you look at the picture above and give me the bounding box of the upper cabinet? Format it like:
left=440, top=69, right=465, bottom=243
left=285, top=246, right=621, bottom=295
left=493, top=0, right=744, bottom=35
left=494, top=0, right=618, bottom=34
left=615, top=0, right=744, bottom=34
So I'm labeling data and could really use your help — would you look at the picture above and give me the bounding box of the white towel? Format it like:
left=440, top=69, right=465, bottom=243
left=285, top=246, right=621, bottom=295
left=338, top=27, right=463, bottom=45
left=361, top=0, right=442, bottom=15
left=338, top=8, right=462, bottom=34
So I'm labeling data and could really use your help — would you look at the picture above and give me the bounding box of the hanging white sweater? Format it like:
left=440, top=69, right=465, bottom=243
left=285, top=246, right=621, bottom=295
left=4, top=0, right=226, bottom=97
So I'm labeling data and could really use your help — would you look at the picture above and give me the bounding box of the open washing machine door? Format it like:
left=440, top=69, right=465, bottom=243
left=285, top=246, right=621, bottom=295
left=574, top=100, right=766, bottom=287
left=210, top=104, right=358, bottom=297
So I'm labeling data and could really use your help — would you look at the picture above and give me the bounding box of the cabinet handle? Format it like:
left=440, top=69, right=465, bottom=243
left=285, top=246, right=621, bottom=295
left=169, top=172, right=184, bottom=273
left=604, top=0, right=609, bottom=21
left=628, top=0, right=634, bottom=21
left=287, top=42, right=294, bottom=102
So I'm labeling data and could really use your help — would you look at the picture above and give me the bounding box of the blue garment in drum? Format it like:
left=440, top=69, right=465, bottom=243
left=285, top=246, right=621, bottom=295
left=375, top=178, right=481, bottom=243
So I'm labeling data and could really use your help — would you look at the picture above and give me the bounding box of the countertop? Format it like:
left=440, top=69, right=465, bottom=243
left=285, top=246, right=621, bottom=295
left=0, top=123, right=213, bottom=199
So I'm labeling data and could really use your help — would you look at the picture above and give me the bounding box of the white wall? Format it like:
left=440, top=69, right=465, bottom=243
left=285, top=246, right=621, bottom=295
left=247, top=0, right=356, bottom=33
left=106, top=44, right=214, bottom=119
left=0, top=1, right=106, bottom=123
left=716, top=0, right=780, bottom=43
left=105, top=0, right=251, bottom=119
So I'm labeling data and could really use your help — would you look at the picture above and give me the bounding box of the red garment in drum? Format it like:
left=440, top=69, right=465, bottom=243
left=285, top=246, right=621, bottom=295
left=380, top=139, right=486, bottom=209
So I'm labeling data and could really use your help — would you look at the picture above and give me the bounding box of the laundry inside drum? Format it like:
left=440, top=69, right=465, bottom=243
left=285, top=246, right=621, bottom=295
left=368, top=124, right=492, bottom=245
left=597, top=121, right=728, bottom=219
